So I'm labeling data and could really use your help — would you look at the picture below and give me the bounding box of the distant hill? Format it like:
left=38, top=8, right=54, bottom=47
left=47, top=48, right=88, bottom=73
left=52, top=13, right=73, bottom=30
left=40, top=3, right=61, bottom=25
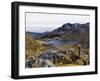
left=40, top=23, right=89, bottom=38
left=51, top=23, right=89, bottom=34
left=26, top=23, right=89, bottom=38
left=26, top=31, right=42, bottom=39
left=26, top=31, right=49, bottom=39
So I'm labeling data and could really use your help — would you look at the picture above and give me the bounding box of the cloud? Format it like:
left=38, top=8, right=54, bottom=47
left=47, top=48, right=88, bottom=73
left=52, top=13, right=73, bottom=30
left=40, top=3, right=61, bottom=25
left=26, top=12, right=90, bottom=33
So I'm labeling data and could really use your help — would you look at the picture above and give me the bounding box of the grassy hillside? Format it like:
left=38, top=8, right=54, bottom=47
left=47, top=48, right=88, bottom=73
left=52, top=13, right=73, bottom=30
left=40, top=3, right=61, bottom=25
left=25, top=33, right=53, bottom=59
left=63, top=32, right=89, bottom=48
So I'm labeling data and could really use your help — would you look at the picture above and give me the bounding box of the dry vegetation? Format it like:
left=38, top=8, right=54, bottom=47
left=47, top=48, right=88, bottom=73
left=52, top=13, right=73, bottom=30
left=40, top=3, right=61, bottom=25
left=25, top=33, right=89, bottom=68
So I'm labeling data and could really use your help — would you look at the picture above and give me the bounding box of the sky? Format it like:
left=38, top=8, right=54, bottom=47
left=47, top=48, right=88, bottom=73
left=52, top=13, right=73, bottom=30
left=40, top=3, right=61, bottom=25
left=26, top=12, right=90, bottom=33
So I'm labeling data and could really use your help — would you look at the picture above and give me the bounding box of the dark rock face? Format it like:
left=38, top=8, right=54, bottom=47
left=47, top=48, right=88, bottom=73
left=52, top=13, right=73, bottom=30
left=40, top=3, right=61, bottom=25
left=51, top=23, right=89, bottom=35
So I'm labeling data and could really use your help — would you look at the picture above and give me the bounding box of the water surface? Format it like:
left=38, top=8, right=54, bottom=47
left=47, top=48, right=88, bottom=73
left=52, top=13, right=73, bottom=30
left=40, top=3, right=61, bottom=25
left=45, top=39, right=78, bottom=46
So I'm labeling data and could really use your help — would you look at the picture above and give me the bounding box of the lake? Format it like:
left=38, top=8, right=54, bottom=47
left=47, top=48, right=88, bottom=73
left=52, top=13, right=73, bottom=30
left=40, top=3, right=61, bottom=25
left=45, top=39, right=78, bottom=47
